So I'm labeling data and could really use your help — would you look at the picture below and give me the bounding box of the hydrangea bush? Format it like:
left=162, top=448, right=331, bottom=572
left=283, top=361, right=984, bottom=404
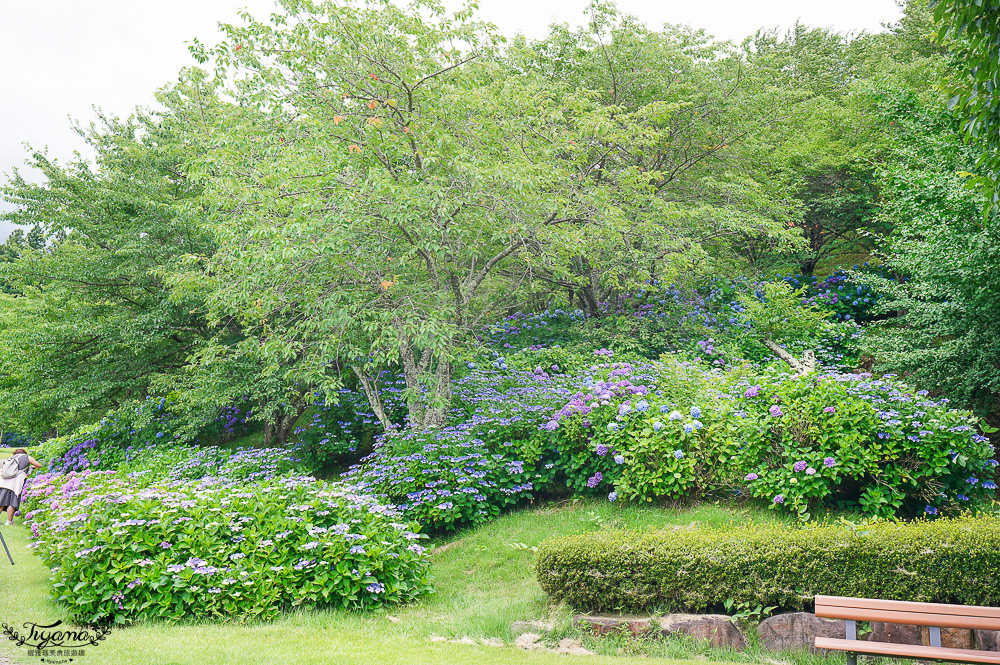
left=734, top=373, right=996, bottom=518
left=343, top=430, right=534, bottom=531
left=22, top=471, right=432, bottom=623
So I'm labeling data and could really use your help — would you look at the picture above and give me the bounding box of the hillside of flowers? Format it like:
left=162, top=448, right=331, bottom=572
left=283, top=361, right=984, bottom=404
left=17, top=270, right=997, bottom=623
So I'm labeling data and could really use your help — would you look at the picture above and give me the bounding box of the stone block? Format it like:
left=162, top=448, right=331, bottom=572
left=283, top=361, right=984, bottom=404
left=920, top=626, right=973, bottom=650
left=870, top=621, right=922, bottom=645
left=574, top=615, right=654, bottom=637
left=976, top=630, right=1000, bottom=651
left=659, top=613, right=747, bottom=650
left=757, top=612, right=846, bottom=652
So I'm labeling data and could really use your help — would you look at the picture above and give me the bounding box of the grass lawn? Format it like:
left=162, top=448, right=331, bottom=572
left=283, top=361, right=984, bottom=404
left=0, top=448, right=843, bottom=665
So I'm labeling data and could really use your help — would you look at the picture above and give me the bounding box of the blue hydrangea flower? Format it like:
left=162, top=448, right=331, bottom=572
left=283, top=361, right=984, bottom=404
left=614, top=454, right=625, bottom=465
left=674, top=450, right=685, bottom=459
left=690, top=406, right=702, bottom=418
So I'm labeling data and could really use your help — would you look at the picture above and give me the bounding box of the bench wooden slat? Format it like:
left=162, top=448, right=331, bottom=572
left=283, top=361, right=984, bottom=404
left=817, top=595, right=1000, bottom=621
left=816, top=606, right=1000, bottom=631
left=815, top=637, right=1000, bottom=665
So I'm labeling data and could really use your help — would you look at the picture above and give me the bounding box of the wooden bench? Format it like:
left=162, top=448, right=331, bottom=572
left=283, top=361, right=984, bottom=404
left=815, top=595, right=1000, bottom=664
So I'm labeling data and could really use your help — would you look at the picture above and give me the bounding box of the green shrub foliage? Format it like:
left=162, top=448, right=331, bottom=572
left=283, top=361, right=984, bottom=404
left=23, top=471, right=432, bottom=623
left=535, top=516, right=1000, bottom=613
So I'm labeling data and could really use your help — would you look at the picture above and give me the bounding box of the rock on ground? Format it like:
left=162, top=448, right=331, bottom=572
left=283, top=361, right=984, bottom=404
left=514, top=633, right=544, bottom=650
left=556, top=638, right=596, bottom=656
left=870, top=621, right=923, bottom=645
left=920, top=626, right=973, bottom=649
left=659, top=614, right=746, bottom=650
left=575, top=615, right=654, bottom=637
left=756, top=612, right=846, bottom=652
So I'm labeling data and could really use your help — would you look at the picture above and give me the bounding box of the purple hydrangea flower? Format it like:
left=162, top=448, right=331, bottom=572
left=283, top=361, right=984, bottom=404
left=769, top=405, right=783, bottom=417
left=823, top=406, right=836, bottom=413
left=925, top=505, right=938, bottom=515
left=744, top=385, right=761, bottom=398
left=806, top=467, right=816, bottom=475
left=745, top=473, right=759, bottom=481
left=586, top=472, right=603, bottom=488
left=823, top=457, right=836, bottom=467
left=608, top=491, right=618, bottom=502
left=773, top=495, right=785, bottom=504
left=793, top=460, right=807, bottom=472
left=596, top=443, right=609, bottom=457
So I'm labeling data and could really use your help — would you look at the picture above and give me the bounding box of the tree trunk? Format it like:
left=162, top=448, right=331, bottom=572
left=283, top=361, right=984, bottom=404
left=762, top=339, right=817, bottom=375
left=580, top=284, right=601, bottom=319
left=420, top=360, right=452, bottom=429
left=352, top=365, right=396, bottom=432
left=274, top=402, right=308, bottom=446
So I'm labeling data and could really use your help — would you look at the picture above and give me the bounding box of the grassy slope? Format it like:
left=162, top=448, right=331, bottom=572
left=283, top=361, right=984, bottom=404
left=0, top=491, right=790, bottom=665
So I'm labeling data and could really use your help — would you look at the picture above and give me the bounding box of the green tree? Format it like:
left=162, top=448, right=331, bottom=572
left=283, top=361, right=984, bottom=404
left=864, top=91, right=1000, bottom=419
left=181, top=0, right=658, bottom=429
left=0, top=111, right=217, bottom=433
left=511, top=3, right=803, bottom=307
left=931, top=0, right=1000, bottom=211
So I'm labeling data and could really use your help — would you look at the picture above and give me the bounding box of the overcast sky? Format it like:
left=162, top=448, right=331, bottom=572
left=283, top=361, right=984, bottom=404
left=0, top=0, right=904, bottom=241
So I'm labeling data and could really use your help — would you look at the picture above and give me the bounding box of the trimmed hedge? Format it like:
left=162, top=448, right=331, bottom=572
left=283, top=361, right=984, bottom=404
left=535, top=516, right=1000, bottom=613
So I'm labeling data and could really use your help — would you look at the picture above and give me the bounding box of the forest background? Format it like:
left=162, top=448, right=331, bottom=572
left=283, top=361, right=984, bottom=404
left=0, top=0, right=998, bottom=446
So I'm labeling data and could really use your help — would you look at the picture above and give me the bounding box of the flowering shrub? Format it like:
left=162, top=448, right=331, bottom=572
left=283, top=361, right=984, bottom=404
left=733, top=373, right=996, bottom=518
left=291, top=384, right=404, bottom=469
left=535, top=357, right=995, bottom=518
left=343, top=429, right=534, bottom=532
left=777, top=265, right=899, bottom=324
left=22, top=471, right=431, bottom=623
left=40, top=396, right=261, bottom=474
left=113, top=443, right=301, bottom=482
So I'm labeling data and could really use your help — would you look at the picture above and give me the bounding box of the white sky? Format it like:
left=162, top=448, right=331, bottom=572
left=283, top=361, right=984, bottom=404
left=0, top=0, right=904, bottom=240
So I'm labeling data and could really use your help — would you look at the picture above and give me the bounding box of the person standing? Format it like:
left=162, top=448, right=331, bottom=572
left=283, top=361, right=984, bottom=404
left=0, top=448, right=42, bottom=525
